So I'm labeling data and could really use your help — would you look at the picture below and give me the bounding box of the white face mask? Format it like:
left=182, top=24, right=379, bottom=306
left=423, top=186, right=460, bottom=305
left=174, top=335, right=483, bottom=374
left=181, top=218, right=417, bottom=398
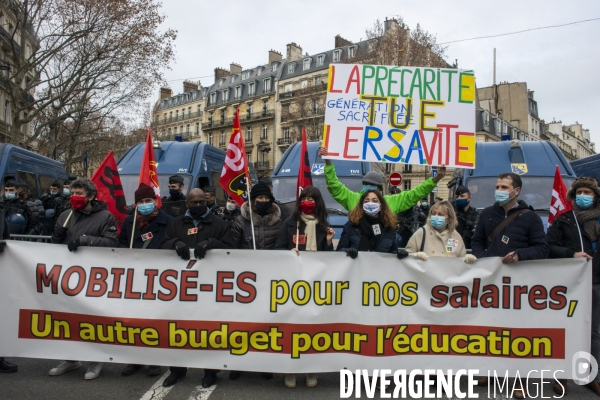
left=226, top=203, right=237, bottom=211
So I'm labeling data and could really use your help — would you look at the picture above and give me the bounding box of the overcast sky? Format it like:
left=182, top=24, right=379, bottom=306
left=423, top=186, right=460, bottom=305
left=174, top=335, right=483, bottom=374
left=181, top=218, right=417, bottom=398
left=159, top=0, right=600, bottom=145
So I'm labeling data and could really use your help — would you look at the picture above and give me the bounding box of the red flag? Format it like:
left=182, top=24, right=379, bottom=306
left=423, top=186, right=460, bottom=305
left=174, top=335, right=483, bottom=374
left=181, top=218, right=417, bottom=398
left=549, top=165, right=572, bottom=225
left=138, top=128, right=162, bottom=207
left=296, top=127, right=313, bottom=198
left=91, top=151, right=129, bottom=233
left=220, top=108, right=251, bottom=206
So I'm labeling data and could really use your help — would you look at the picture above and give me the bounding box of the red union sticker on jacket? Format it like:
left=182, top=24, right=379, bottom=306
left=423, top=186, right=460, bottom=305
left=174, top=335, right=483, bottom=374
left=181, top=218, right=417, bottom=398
left=293, top=234, right=306, bottom=245
left=141, top=232, right=153, bottom=241
left=323, top=64, right=476, bottom=168
left=187, top=227, right=198, bottom=235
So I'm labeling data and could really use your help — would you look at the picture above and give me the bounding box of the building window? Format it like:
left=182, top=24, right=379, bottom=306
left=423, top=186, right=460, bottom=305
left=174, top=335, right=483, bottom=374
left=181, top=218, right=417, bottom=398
left=231, top=75, right=236, bottom=83
left=288, top=63, right=295, bottom=73
left=197, top=105, right=201, bottom=115
left=180, top=126, right=183, bottom=134
left=368, top=40, right=376, bottom=52
left=261, top=124, right=268, bottom=140
left=220, top=131, right=225, bottom=145
left=247, top=102, right=253, bottom=116
left=246, top=126, right=252, bottom=142
left=314, top=76, right=321, bottom=85
left=263, top=78, right=271, bottom=92
left=208, top=133, right=213, bottom=145
left=195, top=122, right=199, bottom=135
left=317, top=55, right=324, bottom=66
left=210, top=92, right=216, bottom=105
left=248, top=82, right=255, bottom=96
left=303, top=58, right=311, bottom=70
left=222, top=90, right=229, bottom=102
left=220, top=109, right=225, bottom=123
left=284, top=83, right=292, bottom=93
left=218, top=79, right=223, bottom=87
left=301, top=80, right=308, bottom=89
left=175, top=110, right=179, bottom=119
left=333, top=49, right=341, bottom=62
left=348, top=46, right=356, bottom=58
left=283, top=127, right=290, bottom=139
left=188, top=107, right=191, bottom=116
left=235, top=86, right=241, bottom=100
left=163, top=113, right=167, bottom=121
left=256, top=67, right=262, bottom=75
left=186, top=124, right=190, bottom=135
left=272, top=63, right=278, bottom=72
left=403, top=164, right=412, bottom=173
left=404, top=179, right=411, bottom=191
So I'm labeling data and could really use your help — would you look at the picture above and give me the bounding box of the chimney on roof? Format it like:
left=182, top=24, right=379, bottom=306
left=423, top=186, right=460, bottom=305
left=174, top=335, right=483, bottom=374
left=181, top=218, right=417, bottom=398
left=230, top=63, right=242, bottom=74
left=214, top=67, right=230, bottom=81
left=160, top=85, right=172, bottom=99
left=183, top=80, right=199, bottom=93
left=268, top=49, right=282, bottom=64
left=286, top=42, right=303, bottom=62
left=384, top=18, right=399, bottom=33
left=335, top=34, right=352, bottom=48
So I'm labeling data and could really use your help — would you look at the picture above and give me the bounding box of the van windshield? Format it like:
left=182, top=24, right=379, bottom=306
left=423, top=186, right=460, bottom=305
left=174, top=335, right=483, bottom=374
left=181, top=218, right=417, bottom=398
left=272, top=176, right=363, bottom=212
left=467, top=177, right=575, bottom=210
left=120, top=174, right=192, bottom=204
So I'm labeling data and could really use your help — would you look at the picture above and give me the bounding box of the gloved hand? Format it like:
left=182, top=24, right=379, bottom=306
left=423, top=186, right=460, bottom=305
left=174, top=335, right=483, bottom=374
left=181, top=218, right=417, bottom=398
left=464, top=254, right=478, bottom=264
left=194, top=243, right=208, bottom=260
left=174, top=240, right=190, bottom=260
left=0, top=240, right=6, bottom=253
left=413, top=252, right=428, bottom=261
left=67, top=238, right=80, bottom=252
left=53, top=226, right=68, bottom=241
left=345, top=248, right=358, bottom=259
left=397, top=249, right=409, bottom=260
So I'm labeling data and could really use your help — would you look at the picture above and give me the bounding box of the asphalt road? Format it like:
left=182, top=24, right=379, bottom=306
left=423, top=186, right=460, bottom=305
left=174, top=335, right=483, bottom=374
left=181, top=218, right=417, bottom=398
left=2, top=357, right=600, bottom=399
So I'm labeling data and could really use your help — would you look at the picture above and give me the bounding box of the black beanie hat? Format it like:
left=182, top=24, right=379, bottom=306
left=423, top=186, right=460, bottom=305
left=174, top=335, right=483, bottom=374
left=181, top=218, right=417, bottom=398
left=250, top=182, right=274, bottom=201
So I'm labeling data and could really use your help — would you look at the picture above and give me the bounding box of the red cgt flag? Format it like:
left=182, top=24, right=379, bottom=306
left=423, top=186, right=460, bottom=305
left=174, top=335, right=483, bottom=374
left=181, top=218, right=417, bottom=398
left=91, top=150, right=129, bottom=233
left=220, top=108, right=251, bottom=206
left=549, top=165, right=572, bottom=225
left=138, top=128, right=162, bottom=208
left=296, top=127, right=313, bottom=198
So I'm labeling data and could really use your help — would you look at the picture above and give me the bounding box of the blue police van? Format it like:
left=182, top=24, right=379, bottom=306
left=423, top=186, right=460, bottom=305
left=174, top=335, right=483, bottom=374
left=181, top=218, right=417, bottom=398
left=571, top=153, right=600, bottom=183
left=449, top=140, right=577, bottom=230
left=0, top=143, right=67, bottom=199
left=271, top=141, right=371, bottom=244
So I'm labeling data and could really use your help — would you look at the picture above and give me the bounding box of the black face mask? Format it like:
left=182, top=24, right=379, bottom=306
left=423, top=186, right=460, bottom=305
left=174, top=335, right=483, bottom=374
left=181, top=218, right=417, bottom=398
left=189, top=205, right=208, bottom=220
left=255, top=201, right=272, bottom=216
left=169, top=189, right=182, bottom=200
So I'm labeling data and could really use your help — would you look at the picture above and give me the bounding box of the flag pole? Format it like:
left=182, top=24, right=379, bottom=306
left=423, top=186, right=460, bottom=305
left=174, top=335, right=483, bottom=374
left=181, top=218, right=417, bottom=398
left=245, top=176, right=256, bottom=250
left=129, top=208, right=137, bottom=249
left=572, top=210, right=585, bottom=252
left=296, top=187, right=302, bottom=250
left=62, top=210, right=73, bottom=228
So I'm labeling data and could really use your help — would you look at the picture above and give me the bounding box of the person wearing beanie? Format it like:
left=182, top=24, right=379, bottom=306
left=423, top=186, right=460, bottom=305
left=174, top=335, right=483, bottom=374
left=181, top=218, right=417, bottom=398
left=162, top=175, right=186, bottom=202
left=317, top=147, right=446, bottom=213
left=547, top=176, right=600, bottom=396
left=228, top=182, right=282, bottom=381
left=118, top=183, right=173, bottom=378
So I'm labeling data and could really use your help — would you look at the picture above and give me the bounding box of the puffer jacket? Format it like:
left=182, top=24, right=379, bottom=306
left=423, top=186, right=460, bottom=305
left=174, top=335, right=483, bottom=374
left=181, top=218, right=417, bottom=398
left=547, top=212, right=600, bottom=283
left=119, top=209, right=174, bottom=249
left=336, top=218, right=397, bottom=254
left=52, top=200, right=119, bottom=247
left=231, top=202, right=282, bottom=249
left=471, top=200, right=549, bottom=260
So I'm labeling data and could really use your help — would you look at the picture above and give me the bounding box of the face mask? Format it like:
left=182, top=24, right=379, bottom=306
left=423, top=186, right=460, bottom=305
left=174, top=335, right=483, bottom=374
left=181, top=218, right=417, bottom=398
left=169, top=189, right=182, bottom=200
left=363, top=202, right=381, bottom=216
left=455, top=198, right=469, bottom=209
left=5, top=192, right=16, bottom=200
left=189, top=205, right=208, bottom=220
left=226, top=203, right=237, bottom=211
left=63, top=188, right=71, bottom=196
left=576, top=194, right=595, bottom=210
left=50, top=190, right=58, bottom=195
left=299, top=200, right=316, bottom=215
left=70, top=195, right=88, bottom=210
left=137, top=203, right=155, bottom=216
left=255, top=201, right=272, bottom=216
left=421, top=202, right=428, bottom=208
left=430, top=215, right=447, bottom=229
left=494, top=189, right=514, bottom=205
left=362, top=185, right=378, bottom=192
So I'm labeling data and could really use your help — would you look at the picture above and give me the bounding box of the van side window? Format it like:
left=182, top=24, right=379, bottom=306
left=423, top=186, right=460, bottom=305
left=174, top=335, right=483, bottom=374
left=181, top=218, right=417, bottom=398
left=39, top=175, right=56, bottom=194
left=197, top=177, right=210, bottom=189
left=17, top=170, right=39, bottom=199
left=211, top=171, right=226, bottom=206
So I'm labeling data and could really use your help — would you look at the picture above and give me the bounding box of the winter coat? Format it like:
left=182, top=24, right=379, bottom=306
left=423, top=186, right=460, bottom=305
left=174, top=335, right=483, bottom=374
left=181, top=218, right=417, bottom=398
left=454, top=205, right=479, bottom=250
left=0, top=203, right=9, bottom=240
left=546, top=212, right=600, bottom=283
left=2, top=196, right=37, bottom=234
left=405, top=224, right=467, bottom=257
left=274, top=215, right=333, bottom=251
left=52, top=200, right=119, bottom=247
left=119, top=209, right=174, bottom=250
left=337, top=219, right=398, bottom=254
left=220, top=207, right=241, bottom=226
left=324, top=164, right=437, bottom=213
left=160, top=211, right=235, bottom=251
left=231, top=202, right=282, bottom=249
left=471, top=200, right=549, bottom=260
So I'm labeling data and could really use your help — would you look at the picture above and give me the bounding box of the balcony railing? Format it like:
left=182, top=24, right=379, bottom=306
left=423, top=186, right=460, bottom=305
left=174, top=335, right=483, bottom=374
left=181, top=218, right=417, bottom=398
left=245, top=138, right=253, bottom=145
left=277, top=137, right=292, bottom=146
left=255, top=162, right=270, bottom=170
left=154, top=111, right=203, bottom=126
left=244, top=109, right=275, bottom=122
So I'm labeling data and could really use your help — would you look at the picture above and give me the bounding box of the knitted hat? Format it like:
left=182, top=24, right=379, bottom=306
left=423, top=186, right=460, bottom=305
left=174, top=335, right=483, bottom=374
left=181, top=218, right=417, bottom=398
left=203, top=186, right=216, bottom=194
left=135, top=183, right=156, bottom=203
left=362, top=171, right=383, bottom=189
left=250, top=182, right=274, bottom=201
left=168, top=175, right=184, bottom=184
left=567, top=177, right=600, bottom=200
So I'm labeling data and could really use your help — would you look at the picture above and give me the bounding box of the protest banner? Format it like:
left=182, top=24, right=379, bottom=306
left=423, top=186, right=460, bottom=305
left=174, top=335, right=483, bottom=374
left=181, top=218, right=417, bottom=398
left=323, top=64, right=476, bottom=168
left=0, top=241, right=589, bottom=377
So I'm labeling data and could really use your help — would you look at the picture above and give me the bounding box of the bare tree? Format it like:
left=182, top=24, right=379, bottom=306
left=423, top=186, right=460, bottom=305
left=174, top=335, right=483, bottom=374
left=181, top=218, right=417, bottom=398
left=282, top=81, right=327, bottom=142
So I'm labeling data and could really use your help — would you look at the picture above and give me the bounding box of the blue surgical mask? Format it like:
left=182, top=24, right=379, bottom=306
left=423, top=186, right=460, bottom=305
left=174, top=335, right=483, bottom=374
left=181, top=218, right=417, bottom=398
left=63, top=188, right=71, bottom=196
left=5, top=192, right=16, bottom=200
left=576, top=195, right=595, bottom=210
left=50, top=190, right=58, bottom=195
left=494, top=189, right=514, bottom=205
left=430, top=215, right=447, bottom=229
left=455, top=198, right=469, bottom=209
left=362, top=202, right=381, bottom=216
left=362, top=185, right=378, bottom=192
left=137, top=203, right=155, bottom=216
left=421, top=201, right=428, bottom=207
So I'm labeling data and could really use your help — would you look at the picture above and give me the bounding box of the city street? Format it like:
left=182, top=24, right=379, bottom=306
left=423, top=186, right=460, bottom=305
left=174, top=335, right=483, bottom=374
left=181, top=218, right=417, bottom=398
left=2, top=357, right=600, bottom=399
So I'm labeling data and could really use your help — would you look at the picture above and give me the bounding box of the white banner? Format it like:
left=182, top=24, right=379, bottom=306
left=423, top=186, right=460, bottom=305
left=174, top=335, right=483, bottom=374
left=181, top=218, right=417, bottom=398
left=0, top=241, right=590, bottom=377
left=323, top=64, right=476, bottom=168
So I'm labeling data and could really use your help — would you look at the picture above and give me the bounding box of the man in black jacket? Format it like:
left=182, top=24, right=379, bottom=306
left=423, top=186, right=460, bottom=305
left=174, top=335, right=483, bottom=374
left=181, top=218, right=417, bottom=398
left=453, top=186, right=479, bottom=250
left=162, top=175, right=186, bottom=202
left=2, top=180, right=37, bottom=234
left=160, top=188, right=235, bottom=388
left=0, top=204, right=18, bottom=373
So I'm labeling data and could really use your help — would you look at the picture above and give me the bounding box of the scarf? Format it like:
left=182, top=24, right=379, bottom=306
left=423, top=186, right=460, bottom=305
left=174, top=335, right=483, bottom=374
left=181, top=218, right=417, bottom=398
left=357, top=215, right=382, bottom=251
left=137, top=208, right=159, bottom=231
left=573, top=203, right=600, bottom=242
left=300, top=213, right=319, bottom=251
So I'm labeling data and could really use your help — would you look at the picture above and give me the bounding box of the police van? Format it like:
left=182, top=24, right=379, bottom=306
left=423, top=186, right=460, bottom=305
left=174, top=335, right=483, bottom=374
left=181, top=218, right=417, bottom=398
left=571, top=153, right=600, bottom=183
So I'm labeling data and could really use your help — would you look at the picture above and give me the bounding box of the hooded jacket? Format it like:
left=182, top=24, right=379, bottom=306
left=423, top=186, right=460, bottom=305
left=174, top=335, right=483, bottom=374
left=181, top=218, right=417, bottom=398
left=231, top=202, right=282, bottom=249
left=119, top=208, right=174, bottom=249
left=471, top=200, right=549, bottom=260
left=274, top=215, right=333, bottom=251
left=52, top=200, right=119, bottom=247
left=160, top=211, right=235, bottom=251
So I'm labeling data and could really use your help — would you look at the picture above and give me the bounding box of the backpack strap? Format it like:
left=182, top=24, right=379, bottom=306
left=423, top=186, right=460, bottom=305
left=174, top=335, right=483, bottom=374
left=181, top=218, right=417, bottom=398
left=487, top=209, right=531, bottom=247
left=419, top=227, right=426, bottom=252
